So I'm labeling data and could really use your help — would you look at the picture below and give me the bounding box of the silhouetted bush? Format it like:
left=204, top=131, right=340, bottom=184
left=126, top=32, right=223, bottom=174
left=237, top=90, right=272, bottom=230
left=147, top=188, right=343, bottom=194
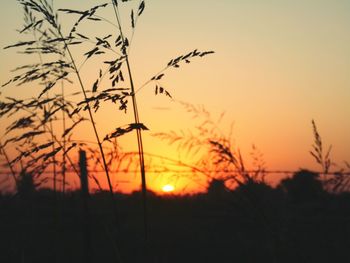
left=207, top=179, right=229, bottom=200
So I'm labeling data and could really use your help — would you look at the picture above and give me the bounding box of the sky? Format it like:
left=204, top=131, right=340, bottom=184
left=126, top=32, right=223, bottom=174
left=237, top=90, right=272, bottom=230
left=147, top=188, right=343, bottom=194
left=0, top=0, right=349, bottom=194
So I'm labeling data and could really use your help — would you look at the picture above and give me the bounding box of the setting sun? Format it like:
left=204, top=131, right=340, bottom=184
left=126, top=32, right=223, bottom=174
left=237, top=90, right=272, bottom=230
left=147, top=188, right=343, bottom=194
left=1, top=1, right=350, bottom=262
left=162, top=184, right=175, bottom=193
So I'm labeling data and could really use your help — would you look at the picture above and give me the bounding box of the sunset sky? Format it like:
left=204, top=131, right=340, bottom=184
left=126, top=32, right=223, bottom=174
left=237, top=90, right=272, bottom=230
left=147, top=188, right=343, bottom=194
left=0, top=0, right=349, bottom=194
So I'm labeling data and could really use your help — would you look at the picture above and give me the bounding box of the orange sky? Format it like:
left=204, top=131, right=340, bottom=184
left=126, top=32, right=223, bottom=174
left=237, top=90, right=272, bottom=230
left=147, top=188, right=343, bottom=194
left=0, top=1, right=349, bottom=194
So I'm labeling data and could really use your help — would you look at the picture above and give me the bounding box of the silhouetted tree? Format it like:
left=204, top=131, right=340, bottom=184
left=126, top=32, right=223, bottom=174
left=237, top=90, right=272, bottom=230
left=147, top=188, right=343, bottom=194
left=279, top=169, right=325, bottom=203
left=232, top=180, right=283, bottom=216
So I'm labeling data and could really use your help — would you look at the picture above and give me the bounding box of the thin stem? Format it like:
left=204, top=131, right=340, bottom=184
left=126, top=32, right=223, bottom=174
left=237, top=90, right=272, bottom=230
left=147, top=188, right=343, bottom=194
left=63, top=40, right=116, bottom=199
left=61, top=78, right=67, bottom=194
left=49, top=106, right=58, bottom=193
left=53, top=18, right=122, bottom=239
left=111, top=0, right=148, bottom=241
left=134, top=65, right=170, bottom=95
left=32, top=28, right=58, bottom=195
left=92, top=14, right=118, bottom=28
left=128, top=0, right=143, bottom=54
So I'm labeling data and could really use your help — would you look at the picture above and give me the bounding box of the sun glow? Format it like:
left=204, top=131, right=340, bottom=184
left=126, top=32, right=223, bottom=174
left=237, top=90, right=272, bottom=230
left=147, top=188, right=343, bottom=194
left=162, top=184, right=175, bottom=193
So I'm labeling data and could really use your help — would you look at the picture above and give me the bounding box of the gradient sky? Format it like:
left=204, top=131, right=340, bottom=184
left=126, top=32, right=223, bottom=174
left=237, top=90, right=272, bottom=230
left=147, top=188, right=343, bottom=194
left=1, top=1, right=349, bottom=193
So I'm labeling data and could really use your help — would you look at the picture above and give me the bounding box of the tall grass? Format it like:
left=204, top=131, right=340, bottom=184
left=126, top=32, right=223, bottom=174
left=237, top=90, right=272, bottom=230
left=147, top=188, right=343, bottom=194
left=310, top=120, right=350, bottom=192
left=110, top=0, right=149, bottom=239
left=1, top=1, right=214, bottom=258
left=310, top=119, right=332, bottom=175
left=154, top=102, right=267, bottom=188
left=154, top=102, right=279, bottom=260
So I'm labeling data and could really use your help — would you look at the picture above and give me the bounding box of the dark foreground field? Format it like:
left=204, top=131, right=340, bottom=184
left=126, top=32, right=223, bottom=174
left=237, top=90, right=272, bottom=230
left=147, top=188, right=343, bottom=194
left=1, top=171, right=350, bottom=263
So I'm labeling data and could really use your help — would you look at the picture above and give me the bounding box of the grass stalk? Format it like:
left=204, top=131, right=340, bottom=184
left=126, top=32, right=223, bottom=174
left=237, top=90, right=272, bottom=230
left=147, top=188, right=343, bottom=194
left=61, top=82, right=67, bottom=194
left=62, top=41, right=117, bottom=203
left=53, top=23, right=123, bottom=255
left=31, top=25, right=59, bottom=195
left=111, top=0, right=148, bottom=241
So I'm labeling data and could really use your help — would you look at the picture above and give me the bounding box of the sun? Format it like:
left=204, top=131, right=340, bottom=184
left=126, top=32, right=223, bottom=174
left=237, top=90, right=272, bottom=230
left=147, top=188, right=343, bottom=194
left=162, top=184, right=175, bottom=193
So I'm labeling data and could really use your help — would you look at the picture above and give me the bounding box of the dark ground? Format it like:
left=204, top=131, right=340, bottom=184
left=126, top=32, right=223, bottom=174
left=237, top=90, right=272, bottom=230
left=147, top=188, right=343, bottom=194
left=1, top=171, right=350, bottom=263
